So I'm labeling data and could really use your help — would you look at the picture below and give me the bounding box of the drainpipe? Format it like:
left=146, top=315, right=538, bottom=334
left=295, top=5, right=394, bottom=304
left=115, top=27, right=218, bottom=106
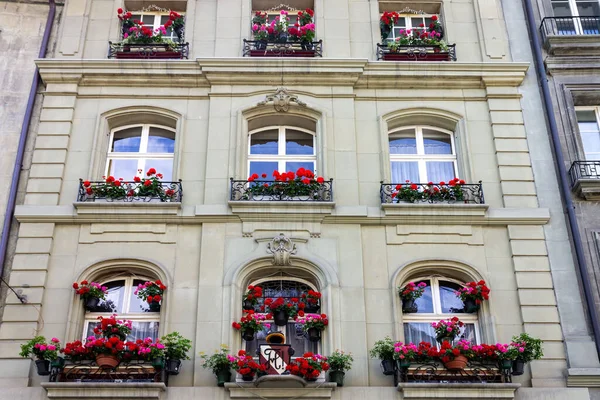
left=0, top=0, right=56, bottom=281
left=522, top=0, right=600, bottom=357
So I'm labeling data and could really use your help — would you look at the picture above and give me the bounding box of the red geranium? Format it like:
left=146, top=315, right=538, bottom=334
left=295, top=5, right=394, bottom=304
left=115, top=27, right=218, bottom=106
left=286, top=352, right=329, bottom=380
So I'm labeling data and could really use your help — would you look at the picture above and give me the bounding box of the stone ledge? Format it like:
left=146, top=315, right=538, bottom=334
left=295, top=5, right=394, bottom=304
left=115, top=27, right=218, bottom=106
left=571, top=179, right=600, bottom=201
left=41, top=382, right=166, bottom=399
left=397, top=383, right=521, bottom=399
left=567, top=368, right=600, bottom=387
left=74, top=202, right=182, bottom=215
left=228, top=201, right=335, bottom=221
left=382, top=203, right=489, bottom=220
left=543, top=35, right=600, bottom=56
left=225, top=375, right=336, bottom=398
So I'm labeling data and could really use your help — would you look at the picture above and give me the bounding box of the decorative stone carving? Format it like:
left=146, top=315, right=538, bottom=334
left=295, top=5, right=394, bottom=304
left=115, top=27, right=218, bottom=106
left=267, top=233, right=297, bottom=266
left=258, top=87, right=306, bottom=112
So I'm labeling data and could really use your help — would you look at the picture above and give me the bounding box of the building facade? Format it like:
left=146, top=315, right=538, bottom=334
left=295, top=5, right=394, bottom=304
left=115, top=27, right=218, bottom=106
left=0, top=0, right=598, bottom=398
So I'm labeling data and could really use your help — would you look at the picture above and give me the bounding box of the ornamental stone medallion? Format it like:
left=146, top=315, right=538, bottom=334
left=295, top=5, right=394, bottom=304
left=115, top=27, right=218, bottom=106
left=266, top=233, right=297, bottom=266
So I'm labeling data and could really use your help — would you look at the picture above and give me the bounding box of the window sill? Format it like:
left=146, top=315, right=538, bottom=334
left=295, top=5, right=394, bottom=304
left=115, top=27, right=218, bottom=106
left=41, top=382, right=166, bottom=400
left=74, top=201, right=182, bottom=216
left=229, top=201, right=335, bottom=216
left=225, top=375, right=336, bottom=398
left=543, top=34, right=600, bottom=56
left=397, top=383, right=520, bottom=399
left=382, top=203, right=489, bottom=219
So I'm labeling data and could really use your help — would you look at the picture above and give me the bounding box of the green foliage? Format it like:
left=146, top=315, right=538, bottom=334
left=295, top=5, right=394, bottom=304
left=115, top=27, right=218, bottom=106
left=20, top=336, right=59, bottom=361
left=161, top=332, right=192, bottom=360
left=200, top=345, right=234, bottom=374
left=369, top=337, right=396, bottom=361
left=328, top=350, right=353, bottom=372
left=512, top=333, right=544, bottom=362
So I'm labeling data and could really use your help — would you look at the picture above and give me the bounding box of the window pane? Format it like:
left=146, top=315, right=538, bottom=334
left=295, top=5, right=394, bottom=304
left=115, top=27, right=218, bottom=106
left=577, top=110, right=597, bottom=123
left=391, top=161, right=419, bottom=183
left=285, top=161, right=315, bottom=174
left=423, top=130, right=453, bottom=154
left=128, top=279, right=159, bottom=313
left=142, top=159, right=173, bottom=181
left=160, top=15, right=176, bottom=39
left=389, top=131, right=417, bottom=154
left=577, top=1, right=600, bottom=16
left=112, top=128, right=142, bottom=152
left=250, top=161, right=278, bottom=179
left=404, top=323, right=436, bottom=344
left=285, top=130, right=314, bottom=155
left=551, top=1, right=573, bottom=17
left=245, top=325, right=270, bottom=356
left=459, top=324, right=477, bottom=343
left=288, top=322, right=318, bottom=354
left=147, top=127, right=175, bottom=153
left=85, top=320, right=160, bottom=342
left=425, top=162, right=455, bottom=183
left=108, top=159, right=139, bottom=180
left=102, top=280, right=126, bottom=313
left=142, top=15, right=155, bottom=25
left=413, top=280, right=433, bottom=313
left=439, top=281, right=465, bottom=313
left=250, top=130, right=279, bottom=155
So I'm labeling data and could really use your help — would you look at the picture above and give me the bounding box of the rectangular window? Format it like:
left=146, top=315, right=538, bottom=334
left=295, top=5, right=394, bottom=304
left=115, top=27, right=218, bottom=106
left=576, top=108, right=600, bottom=160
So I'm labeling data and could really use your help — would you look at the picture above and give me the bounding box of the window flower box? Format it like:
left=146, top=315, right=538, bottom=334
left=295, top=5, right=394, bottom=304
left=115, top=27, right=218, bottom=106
left=108, top=42, right=189, bottom=59
left=243, top=40, right=322, bottom=57
left=377, top=43, right=456, bottom=61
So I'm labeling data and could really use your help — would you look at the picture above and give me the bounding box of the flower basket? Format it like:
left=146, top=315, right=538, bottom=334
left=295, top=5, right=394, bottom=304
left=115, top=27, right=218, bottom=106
left=304, top=303, right=320, bottom=313
left=381, top=359, right=395, bottom=375
left=149, top=301, right=161, bottom=312
left=512, top=360, right=525, bottom=376
left=402, top=298, right=417, bottom=313
left=273, top=309, right=289, bottom=326
left=166, top=359, right=182, bottom=375
left=397, top=359, right=411, bottom=369
left=216, top=369, right=231, bottom=386
left=307, top=327, right=321, bottom=342
left=85, top=297, right=100, bottom=311
left=96, top=354, right=119, bottom=369
left=51, top=357, right=65, bottom=369
left=152, top=357, right=165, bottom=369
left=436, top=334, right=455, bottom=344
left=35, top=359, right=51, bottom=376
left=499, top=359, right=513, bottom=370
left=243, top=300, right=255, bottom=310
left=242, top=373, right=255, bottom=381
left=242, top=328, right=255, bottom=342
left=463, top=298, right=480, bottom=313
left=328, top=370, right=345, bottom=386
left=443, top=355, right=468, bottom=371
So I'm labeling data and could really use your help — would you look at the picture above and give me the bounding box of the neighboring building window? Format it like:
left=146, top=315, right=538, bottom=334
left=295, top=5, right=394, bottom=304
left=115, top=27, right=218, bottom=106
left=402, top=277, right=479, bottom=344
left=128, top=11, right=182, bottom=41
left=248, top=125, right=316, bottom=177
left=389, top=125, right=457, bottom=183
left=107, top=124, right=175, bottom=180
left=244, top=279, right=318, bottom=357
left=387, top=13, right=436, bottom=42
left=576, top=108, right=600, bottom=160
left=83, top=276, right=160, bottom=341
left=550, top=0, right=600, bottom=34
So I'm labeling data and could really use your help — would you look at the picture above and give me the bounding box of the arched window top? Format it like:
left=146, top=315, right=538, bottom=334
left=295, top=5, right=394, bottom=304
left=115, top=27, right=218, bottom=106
left=385, top=108, right=461, bottom=132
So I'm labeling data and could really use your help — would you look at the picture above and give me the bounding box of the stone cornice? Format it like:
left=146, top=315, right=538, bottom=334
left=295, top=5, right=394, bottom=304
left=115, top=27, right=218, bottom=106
left=545, top=56, right=600, bottom=74
left=35, top=59, right=530, bottom=90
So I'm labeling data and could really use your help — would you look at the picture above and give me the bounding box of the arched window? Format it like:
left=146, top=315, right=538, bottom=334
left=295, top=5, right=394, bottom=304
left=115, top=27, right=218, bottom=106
left=83, top=275, right=161, bottom=341
left=107, top=124, right=175, bottom=180
left=389, top=125, right=457, bottom=183
left=244, top=278, right=319, bottom=356
left=402, top=277, right=479, bottom=345
left=248, top=125, right=316, bottom=177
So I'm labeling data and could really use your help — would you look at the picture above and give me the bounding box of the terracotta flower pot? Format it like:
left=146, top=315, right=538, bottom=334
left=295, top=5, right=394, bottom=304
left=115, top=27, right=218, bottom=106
left=96, top=354, right=119, bottom=369
left=444, top=355, right=468, bottom=371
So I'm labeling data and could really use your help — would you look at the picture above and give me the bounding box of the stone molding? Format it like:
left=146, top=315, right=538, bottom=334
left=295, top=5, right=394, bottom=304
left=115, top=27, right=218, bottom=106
left=567, top=368, right=600, bottom=387
left=397, top=383, right=521, bottom=399
left=74, top=202, right=182, bottom=215
left=41, top=382, right=166, bottom=400
left=35, top=59, right=529, bottom=90
left=225, top=376, right=337, bottom=398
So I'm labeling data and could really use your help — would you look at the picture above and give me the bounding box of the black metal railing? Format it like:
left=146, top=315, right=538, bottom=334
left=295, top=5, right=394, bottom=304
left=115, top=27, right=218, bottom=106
left=393, top=361, right=511, bottom=386
left=376, top=43, right=456, bottom=61
left=230, top=178, right=333, bottom=201
left=243, top=39, right=323, bottom=57
left=108, top=42, right=189, bottom=59
left=49, top=359, right=166, bottom=383
left=380, top=182, right=484, bottom=204
left=569, top=161, right=600, bottom=187
left=78, top=179, right=183, bottom=202
left=540, top=16, right=600, bottom=41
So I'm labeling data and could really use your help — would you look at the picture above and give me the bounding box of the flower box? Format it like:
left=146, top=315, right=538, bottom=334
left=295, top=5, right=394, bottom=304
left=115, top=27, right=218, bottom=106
left=108, top=42, right=189, bottom=60
left=381, top=52, right=452, bottom=61
left=376, top=43, right=457, bottom=62
left=243, top=40, right=322, bottom=58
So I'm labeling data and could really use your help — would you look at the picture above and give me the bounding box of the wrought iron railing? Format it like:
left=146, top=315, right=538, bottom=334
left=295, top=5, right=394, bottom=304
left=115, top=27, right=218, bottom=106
left=78, top=179, right=183, bottom=202
left=393, top=361, right=511, bottom=385
left=540, top=16, right=600, bottom=40
left=243, top=39, right=323, bottom=57
left=108, top=42, right=189, bottom=59
left=569, top=161, right=600, bottom=187
left=380, top=182, right=484, bottom=204
left=230, top=178, right=333, bottom=201
left=376, top=43, right=456, bottom=61
left=49, top=359, right=166, bottom=383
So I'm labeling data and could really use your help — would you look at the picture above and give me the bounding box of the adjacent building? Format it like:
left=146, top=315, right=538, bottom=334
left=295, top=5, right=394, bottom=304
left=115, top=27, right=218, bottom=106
left=0, top=0, right=598, bottom=399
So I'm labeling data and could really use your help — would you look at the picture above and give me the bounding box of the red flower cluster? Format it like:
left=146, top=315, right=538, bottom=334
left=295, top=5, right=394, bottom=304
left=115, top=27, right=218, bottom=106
left=456, top=280, right=490, bottom=304
left=380, top=11, right=400, bottom=27
left=62, top=340, right=89, bottom=360
left=233, top=349, right=266, bottom=377
left=135, top=280, right=167, bottom=305
left=243, top=285, right=263, bottom=304
left=301, top=289, right=322, bottom=305
left=93, top=315, right=132, bottom=338
left=286, top=352, right=329, bottom=380
left=264, top=297, right=298, bottom=318
left=231, top=310, right=270, bottom=332
left=72, top=280, right=108, bottom=300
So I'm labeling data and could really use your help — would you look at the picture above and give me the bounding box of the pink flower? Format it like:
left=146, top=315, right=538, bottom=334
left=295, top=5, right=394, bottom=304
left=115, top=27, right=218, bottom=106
left=157, top=343, right=165, bottom=349
left=123, top=33, right=129, bottom=39
left=252, top=24, right=259, bottom=31
left=47, top=345, right=56, bottom=351
left=51, top=338, right=59, bottom=343
left=39, top=345, right=47, bottom=351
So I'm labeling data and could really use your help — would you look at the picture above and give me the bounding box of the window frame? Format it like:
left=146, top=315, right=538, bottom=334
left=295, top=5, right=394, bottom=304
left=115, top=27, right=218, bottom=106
left=401, top=276, right=480, bottom=345
left=106, top=123, right=176, bottom=180
left=550, top=0, right=600, bottom=34
left=387, top=13, right=437, bottom=42
left=247, top=125, right=317, bottom=175
left=575, top=106, right=600, bottom=160
left=242, top=277, right=321, bottom=357
left=127, top=11, right=183, bottom=41
left=389, top=125, right=457, bottom=183
left=82, top=275, right=161, bottom=341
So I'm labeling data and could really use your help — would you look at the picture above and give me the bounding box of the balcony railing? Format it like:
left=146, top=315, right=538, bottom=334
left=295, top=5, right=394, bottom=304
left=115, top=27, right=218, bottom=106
left=569, top=161, right=600, bottom=186
left=380, top=182, right=484, bottom=204
left=243, top=39, right=323, bottom=57
left=78, top=179, right=183, bottom=202
left=376, top=43, right=456, bottom=61
left=108, top=42, right=189, bottom=59
left=392, top=361, right=511, bottom=386
left=540, top=16, right=600, bottom=40
left=230, top=178, right=333, bottom=201
left=49, top=359, right=166, bottom=383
